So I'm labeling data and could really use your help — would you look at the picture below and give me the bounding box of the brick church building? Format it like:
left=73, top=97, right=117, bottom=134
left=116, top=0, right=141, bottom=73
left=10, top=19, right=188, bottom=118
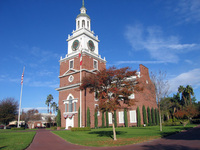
left=56, top=1, right=157, bottom=129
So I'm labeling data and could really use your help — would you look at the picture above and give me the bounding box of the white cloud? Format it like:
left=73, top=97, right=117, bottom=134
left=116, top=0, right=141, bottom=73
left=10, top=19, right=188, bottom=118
left=29, top=80, right=59, bottom=88
left=175, top=0, right=200, bottom=23
left=169, top=68, right=200, bottom=93
left=125, top=24, right=198, bottom=63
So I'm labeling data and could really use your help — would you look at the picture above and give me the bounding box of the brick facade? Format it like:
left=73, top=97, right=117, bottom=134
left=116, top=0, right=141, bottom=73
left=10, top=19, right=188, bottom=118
left=56, top=2, right=157, bottom=129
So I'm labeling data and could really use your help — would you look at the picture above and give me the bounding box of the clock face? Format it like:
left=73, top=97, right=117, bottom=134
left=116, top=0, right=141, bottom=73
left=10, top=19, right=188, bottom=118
left=72, top=40, right=80, bottom=51
left=88, top=40, right=95, bottom=51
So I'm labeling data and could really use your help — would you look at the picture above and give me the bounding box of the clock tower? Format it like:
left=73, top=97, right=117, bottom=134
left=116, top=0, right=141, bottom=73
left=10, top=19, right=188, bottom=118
left=57, top=0, right=106, bottom=129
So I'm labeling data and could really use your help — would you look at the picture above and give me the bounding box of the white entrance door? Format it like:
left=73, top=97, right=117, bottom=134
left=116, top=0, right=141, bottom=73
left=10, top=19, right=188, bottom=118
left=65, top=116, right=74, bottom=129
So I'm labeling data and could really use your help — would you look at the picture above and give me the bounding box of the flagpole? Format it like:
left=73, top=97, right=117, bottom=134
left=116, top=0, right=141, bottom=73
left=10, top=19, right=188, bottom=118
left=80, top=64, right=82, bottom=127
left=17, top=67, right=25, bottom=128
left=79, top=50, right=82, bottom=128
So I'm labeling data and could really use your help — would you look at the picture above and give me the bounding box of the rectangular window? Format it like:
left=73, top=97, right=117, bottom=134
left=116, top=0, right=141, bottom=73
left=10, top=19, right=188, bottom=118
left=68, top=100, right=73, bottom=112
left=65, top=103, right=68, bottom=112
left=74, top=102, right=76, bottom=112
left=69, top=60, right=74, bottom=69
left=95, top=104, right=100, bottom=116
left=94, top=90, right=99, bottom=101
left=118, top=111, right=124, bottom=124
left=93, top=60, right=98, bottom=69
left=108, top=112, right=112, bottom=124
left=130, top=110, right=137, bottom=123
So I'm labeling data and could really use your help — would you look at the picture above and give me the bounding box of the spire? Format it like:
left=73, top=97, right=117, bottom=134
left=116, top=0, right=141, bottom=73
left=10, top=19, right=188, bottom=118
left=82, top=0, right=85, bottom=7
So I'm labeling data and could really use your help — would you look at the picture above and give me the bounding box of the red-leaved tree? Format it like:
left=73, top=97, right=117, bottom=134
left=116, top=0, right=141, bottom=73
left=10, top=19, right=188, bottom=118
left=174, top=105, right=199, bottom=120
left=80, top=67, right=142, bottom=140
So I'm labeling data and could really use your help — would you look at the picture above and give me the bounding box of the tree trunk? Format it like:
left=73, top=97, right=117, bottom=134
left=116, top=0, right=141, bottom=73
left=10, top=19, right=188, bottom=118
left=112, top=113, right=117, bottom=140
left=158, top=102, right=162, bottom=132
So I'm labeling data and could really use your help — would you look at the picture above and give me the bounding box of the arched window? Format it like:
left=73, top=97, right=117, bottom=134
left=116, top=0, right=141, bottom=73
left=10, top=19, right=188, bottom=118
left=82, top=20, right=85, bottom=27
left=87, top=21, right=89, bottom=29
left=78, top=21, right=80, bottom=29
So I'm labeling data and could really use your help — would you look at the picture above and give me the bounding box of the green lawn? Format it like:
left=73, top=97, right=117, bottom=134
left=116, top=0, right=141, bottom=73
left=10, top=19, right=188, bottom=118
left=52, top=125, right=196, bottom=147
left=0, top=130, right=36, bottom=150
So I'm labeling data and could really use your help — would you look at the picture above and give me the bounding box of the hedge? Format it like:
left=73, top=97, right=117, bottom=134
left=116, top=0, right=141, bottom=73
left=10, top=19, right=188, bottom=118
left=71, top=127, right=91, bottom=131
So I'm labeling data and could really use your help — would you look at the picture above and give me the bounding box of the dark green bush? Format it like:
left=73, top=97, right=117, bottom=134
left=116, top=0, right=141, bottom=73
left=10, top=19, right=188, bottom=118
left=50, top=127, right=57, bottom=130
left=11, top=127, right=25, bottom=130
left=56, top=109, right=61, bottom=127
left=124, top=109, right=128, bottom=127
left=71, top=127, right=91, bottom=131
left=137, top=106, right=141, bottom=127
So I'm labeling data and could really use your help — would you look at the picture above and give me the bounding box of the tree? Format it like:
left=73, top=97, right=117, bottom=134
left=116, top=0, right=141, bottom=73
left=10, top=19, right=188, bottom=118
left=56, top=109, right=61, bottom=127
left=155, top=108, right=159, bottom=125
left=78, top=107, right=80, bottom=127
left=106, top=111, right=109, bottom=128
left=178, top=85, right=187, bottom=106
left=124, top=108, right=128, bottom=127
left=0, top=98, right=18, bottom=125
left=94, top=110, right=98, bottom=128
left=102, top=111, right=105, bottom=128
left=137, top=106, right=141, bottom=127
left=185, top=85, right=194, bottom=105
left=178, top=85, right=195, bottom=106
left=114, top=110, right=117, bottom=128
left=174, top=105, right=199, bottom=120
left=21, top=109, right=41, bottom=123
left=45, top=94, right=53, bottom=113
left=151, top=71, right=169, bottom=131
left=151, top=108, right=155, bottom=125
left=51, top=102, right=57, bottom=114
left=147, top=106, right=151, bottom=126
left=142, top=105, right=147, bottom=125
left=80, top=67, right=142, bottom=140
left=87, top=107, right=90, bottom=127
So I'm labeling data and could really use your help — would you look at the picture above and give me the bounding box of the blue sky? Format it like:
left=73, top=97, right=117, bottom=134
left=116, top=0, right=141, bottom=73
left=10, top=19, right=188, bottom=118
left=0, top=0, right=200, bottom=113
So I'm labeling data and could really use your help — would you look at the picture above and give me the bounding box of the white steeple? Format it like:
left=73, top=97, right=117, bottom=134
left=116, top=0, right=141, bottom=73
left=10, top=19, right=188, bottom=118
left=76, top=0, right=91, bottom=30
left=66, top=0, right=101, bottom=58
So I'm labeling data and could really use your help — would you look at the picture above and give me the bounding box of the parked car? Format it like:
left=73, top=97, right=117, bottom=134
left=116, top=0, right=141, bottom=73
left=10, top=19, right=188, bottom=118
left=0, top=125, right=5, bottom=129
left=6, top=124, right=17, bottom=129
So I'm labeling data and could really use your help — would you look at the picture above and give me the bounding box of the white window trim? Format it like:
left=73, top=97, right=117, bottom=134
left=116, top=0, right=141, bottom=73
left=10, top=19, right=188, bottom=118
left=93, top=59, right=98, bottom=70
left=69, top=59, right=74, bottom=69
left=118, top=111, right=124, bottom=124
left=68, top=75, right=74, bottom=82
left=108, top=112, right=112, bottom=124
left=130, top=110, right=137, bottom=123
left=94, top=90, right=99, bottom=101
left=95, top=104, right=100, bottom=116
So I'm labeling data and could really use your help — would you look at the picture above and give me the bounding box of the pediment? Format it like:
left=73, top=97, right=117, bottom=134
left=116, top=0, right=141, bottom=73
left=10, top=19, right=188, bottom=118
left=61, top=69, right=79, bottom=77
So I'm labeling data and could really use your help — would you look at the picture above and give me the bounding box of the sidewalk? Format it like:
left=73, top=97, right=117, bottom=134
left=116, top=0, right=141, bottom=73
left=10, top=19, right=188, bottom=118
left=26, top=126, right=200, bottom=150
left=26, top=129, right=90, bottom=150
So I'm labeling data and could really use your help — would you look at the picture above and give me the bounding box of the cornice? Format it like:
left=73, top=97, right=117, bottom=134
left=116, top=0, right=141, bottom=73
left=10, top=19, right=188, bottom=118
left=59, top=50, right=106, bottom=63
left=67, top=28, right=99, bottom=42
left=59, top=68, right=98, bottom=78
left=55, top=83, right=81, bottom=91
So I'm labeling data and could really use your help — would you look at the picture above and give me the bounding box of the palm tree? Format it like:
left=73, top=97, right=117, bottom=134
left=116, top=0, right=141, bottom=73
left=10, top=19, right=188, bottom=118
left=178, top=85, right=187, bottom=106
left=51, top=102, right=57, bottom=114
left=45, top=94, right=53, bottom=113
left=185, top=85, right=194, bottom=105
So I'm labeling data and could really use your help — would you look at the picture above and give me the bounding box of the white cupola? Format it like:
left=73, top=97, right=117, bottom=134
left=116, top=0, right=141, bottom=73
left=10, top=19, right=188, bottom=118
left=76, top=0, right=91, bottom=31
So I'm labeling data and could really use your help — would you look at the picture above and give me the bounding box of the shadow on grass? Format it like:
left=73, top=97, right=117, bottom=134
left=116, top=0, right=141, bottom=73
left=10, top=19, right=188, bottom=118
left=161, top=126, right=200, bottom=140
left=0, top=146, right=7, bottom=149
left=142, top=144, right=199, bottom=150
left=89, top=131, right=127, bottom=139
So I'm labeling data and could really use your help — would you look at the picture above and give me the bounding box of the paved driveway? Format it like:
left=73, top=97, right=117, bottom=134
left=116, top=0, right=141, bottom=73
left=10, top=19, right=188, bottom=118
left=26, top=125, right=200, bottom=150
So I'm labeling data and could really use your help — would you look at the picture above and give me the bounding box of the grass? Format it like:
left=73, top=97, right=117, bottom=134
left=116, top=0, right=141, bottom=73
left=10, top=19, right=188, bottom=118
left=0, top=130, right=36, bottom=150
left=52, top=124, right=196, bottom=147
